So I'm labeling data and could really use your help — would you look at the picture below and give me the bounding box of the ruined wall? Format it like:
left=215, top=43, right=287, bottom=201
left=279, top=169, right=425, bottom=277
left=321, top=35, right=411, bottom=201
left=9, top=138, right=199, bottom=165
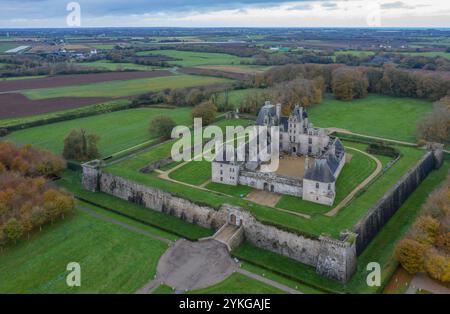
left=239, top=171, right=303, bottom=197
left=353, top=151, right=437, bottom=254
left=98, top=172, right=228, bottom=230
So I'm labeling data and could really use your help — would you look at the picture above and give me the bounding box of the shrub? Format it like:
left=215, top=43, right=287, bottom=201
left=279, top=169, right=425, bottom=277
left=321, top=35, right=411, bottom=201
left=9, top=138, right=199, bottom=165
left=192, top=101, right=217, bottom=125
left=149, top=116, right=176, bottom=140
left=63, top=129, right=100, bottom=162
left=395, top=239, right=426, bottom=274
left=424, top=251, right=450, bottom=282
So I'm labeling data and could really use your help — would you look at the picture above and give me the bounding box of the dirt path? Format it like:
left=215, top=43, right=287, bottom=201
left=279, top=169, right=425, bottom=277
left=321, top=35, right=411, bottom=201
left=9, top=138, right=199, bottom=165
left=325, top=147, right=383, bottom=217
left=77, top=206, right=173, bottom=245
left=406, top=273, right=450, bottom=294
left=236, top=268, right=302, bottom=294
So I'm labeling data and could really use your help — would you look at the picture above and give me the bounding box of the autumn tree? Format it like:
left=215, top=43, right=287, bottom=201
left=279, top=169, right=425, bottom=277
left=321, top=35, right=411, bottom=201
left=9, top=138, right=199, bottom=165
left=395, top=239, right=426, bottom=274
left=417, top=97, right=450, bottom=144
left=63, top=129, right=100, bottom=162
left=192, top=101, right=217, bottom=125
left=424, top=251, right=450, bottom=282
left=331, top=67, right=369, bottom=101
left=149, top=116, right=176, bottom=140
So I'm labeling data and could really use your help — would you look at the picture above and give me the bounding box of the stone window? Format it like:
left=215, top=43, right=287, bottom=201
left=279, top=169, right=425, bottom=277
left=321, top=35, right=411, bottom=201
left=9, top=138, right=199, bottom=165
left=308, top=137, right=312, bottom=144
left=220, top=170, right=223, bottom=175
left=220, top=177, right=223, bottom=182
left=316, top=182, right=320, bottom=189
left=328, top=184, right=331, bottom=190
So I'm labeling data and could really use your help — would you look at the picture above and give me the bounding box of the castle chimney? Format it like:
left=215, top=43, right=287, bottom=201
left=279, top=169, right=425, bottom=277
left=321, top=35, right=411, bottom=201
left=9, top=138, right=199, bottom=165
left=276, top=103, right=281, bottom=118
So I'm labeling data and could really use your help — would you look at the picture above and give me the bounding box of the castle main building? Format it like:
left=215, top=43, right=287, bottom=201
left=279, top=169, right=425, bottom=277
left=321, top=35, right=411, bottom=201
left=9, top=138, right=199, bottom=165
left=212, top=101, right=346, bottom=206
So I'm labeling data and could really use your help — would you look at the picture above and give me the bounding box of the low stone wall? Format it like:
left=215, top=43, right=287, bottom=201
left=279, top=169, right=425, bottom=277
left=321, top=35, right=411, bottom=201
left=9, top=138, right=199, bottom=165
left=82, top=165, right=356, bottom=282
left=353, top=151, right=438, bottom=254
left=139, top=157, right=173, bottom=173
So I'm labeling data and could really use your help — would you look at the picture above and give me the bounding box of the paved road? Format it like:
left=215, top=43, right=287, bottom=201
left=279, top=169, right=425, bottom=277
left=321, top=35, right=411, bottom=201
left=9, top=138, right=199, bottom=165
left=406, top=273, right=450, bottom=294
left=236, top=268, right=302, bottom=294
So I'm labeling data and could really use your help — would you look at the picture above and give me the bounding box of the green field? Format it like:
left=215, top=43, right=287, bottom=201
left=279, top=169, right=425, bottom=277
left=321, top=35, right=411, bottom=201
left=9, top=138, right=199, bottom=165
left=334, top=50, right=375, bottom=57
left=0, top=43, right=18, bottom=53
left=169, top=160, right=212, bottom=185
left=188, top=273, right=285, bottom=294
left=308, top=94, right=433, bottom=142
left=276, top=142, right=380, bottom=216
left=0, top=99, right=131, bottom=129
left=5, top=107, right=193, bottom=157
left=77, top=60, right=163, bottom=71
left=0, top=209, right=169, bottom=293
left=216, top=88, right=266, bottom=108
left=136, top=50, right=253, bottom=67
left=22, top=75, right=231, bottom=99
left=399, top=51, right=450, bottom=59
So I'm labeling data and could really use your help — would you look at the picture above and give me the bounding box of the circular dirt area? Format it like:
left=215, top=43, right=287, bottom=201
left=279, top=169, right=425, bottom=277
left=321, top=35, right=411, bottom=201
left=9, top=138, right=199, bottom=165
left=156, top=239, right=237, bottom=291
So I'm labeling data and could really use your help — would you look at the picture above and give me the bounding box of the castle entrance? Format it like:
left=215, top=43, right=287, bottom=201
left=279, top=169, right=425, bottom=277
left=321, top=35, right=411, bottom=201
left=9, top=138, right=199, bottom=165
left=229, top=214, right=237, bottom=225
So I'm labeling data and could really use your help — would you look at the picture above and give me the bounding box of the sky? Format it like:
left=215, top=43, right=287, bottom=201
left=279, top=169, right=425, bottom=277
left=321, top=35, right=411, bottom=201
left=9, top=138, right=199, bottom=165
left=0, top=0, right=449, bottom=28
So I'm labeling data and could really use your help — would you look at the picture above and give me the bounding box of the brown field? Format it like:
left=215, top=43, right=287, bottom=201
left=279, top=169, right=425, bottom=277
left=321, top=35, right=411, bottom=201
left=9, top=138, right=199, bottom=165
left=0, top=70, right=173, bottom=92
left=0, top=93, right=112, bottom=119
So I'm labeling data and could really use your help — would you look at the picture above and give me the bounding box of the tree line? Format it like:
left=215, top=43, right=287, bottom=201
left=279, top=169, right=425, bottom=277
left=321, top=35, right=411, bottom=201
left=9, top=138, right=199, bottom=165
left=395, top=175, right=450, bottom=283
left=0, top=141, right=75, bottom=249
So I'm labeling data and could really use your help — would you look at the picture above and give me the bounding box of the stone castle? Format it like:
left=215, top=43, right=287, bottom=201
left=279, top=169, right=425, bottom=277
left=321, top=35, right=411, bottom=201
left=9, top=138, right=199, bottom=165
left=212, top=101, right=346, bottom=206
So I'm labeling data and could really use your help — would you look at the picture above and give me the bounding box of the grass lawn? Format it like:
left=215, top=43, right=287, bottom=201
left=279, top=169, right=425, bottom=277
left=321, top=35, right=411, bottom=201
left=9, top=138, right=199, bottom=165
left=308, top=94, right=433, bottom=142
left=6, top=107, right=192, bottom=157
left=0, top=209, right=169, bottom=293
left=169, top=160, right=212, bottom=185
left=57, top=170, right=214, bottom=241
left=136, top=50, right=253, bottom=67
left=77, top=61, right=163, bottom=71
left=22, top=75, right=231, bottom=99
left=276, top=141, right=380, bottom=216
left=216, top=88, right=266, bottom=109
left=188, top=273, right=285, bottom=294
left=152, top=284, right=174, bottom=294
left=206, top=182, right=253, bottom=198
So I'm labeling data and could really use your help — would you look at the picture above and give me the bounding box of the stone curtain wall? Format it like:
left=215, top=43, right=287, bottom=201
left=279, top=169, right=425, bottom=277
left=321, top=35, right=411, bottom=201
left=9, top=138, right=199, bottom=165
left=239, top=171, right=303, bottom=197
left=82, top=166, right=356, bottom=282
left=353, top=151, right=437, bottom=254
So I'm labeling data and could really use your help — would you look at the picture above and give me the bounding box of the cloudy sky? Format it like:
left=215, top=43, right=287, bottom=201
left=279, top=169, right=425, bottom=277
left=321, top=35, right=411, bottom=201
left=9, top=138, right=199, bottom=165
left=1, top=0, right=449, bottom=28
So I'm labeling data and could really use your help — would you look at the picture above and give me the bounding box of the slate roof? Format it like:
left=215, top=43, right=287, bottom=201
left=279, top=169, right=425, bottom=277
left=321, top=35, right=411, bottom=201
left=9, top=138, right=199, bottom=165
left=304, top=159, right=335, bottom=183
left=256, top=103, right=277, bottom=126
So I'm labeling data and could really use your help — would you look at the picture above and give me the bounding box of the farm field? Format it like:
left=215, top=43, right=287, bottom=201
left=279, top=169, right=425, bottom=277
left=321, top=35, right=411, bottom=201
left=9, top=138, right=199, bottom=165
left=77, top=60, right=164, bottom=71
left=136, top=50, right=254, bottom=67
left=5, top=107, right=193, bottom=157
left=0, top=70, right=172, bottom=92
left=22, top=75, right=231, bottom=99
left=334, top=50, right=375, bottom=57
left=0, top=43, right=18, bottom=52
left=308, top=94, right=433, bottom=142
left=0, top=93, right=112, bottom=119
left=399, top=51, right=450, bottom=59
left=0, top=209, right=170, bottom=293
left=188, top=273, right=285, bottom=294
left=216, top=88, right=266, bottom=108
left=0, top=98, right=130, bottom=128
